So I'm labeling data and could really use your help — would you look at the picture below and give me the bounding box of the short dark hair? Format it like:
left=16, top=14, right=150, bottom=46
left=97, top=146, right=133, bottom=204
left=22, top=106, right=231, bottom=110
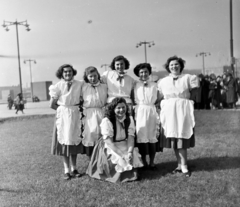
left=83, top=66, right=101, bottom=83
left=55, top=64, right=77, bottom=79
left=133, top=63, right=152, bottom=77
left=164, top=56, right=185, bottom=73
left=110, top=55, right=130, bottom=70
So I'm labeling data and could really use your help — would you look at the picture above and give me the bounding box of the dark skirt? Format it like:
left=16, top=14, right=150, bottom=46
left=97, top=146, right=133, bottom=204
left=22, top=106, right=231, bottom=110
left=137, top=141, right=163, bottom=155
left=79, top=144, right=94, bottom=157
left=158, top=125, right=195, bottom=149
left=16, top=103, right=24, bottom=111
left=51, top=122, right=82, bottom=157
left=86, top=138, right=138, bottom=183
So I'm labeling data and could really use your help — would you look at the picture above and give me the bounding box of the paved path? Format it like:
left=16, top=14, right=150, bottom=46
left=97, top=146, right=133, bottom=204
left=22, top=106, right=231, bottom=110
left=0, top=100, right=239, bottom=120
left=0, top=101, right=55, bottom=119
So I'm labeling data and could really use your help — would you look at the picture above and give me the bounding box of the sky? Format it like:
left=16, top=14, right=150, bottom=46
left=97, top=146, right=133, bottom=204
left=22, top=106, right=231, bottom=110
left=0, top=0, right=240, bottom=87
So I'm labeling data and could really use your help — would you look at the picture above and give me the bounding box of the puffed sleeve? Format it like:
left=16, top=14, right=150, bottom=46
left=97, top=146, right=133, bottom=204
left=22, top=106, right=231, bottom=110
left=101, top=70, right=109, bottom=84
left=100, top=117, right=114, bottom=139
left=157, top=79, right=164, bottom=98
left=189, top=74, right=200, bottom=89
left=128, top=116, right=136, bottom=137
left=49, top=83, right=61, bottom=99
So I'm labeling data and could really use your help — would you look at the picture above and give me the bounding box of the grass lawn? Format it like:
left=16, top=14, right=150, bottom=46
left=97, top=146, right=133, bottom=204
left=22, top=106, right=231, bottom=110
left=0, top=111, right=240, bottom=207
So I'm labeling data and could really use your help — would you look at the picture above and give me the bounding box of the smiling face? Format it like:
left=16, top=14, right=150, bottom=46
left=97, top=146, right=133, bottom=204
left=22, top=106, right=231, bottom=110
left=114, top=60, right=125, bottom=75
left=169, top=60, right=181, bottom=76
left=114, top=102, right=127, bottom=118
left=87, top=71, right=99, bottom=84
left=62, top=67, right=73, bottom=81
left=139, top=68, right=150, bottom=81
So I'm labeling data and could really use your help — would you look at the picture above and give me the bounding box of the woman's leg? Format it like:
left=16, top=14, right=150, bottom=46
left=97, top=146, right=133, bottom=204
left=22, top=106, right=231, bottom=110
left=149, top=143, right=156, bottom=167
left=62, top=155, right=71, bottom=180
left=70, top=154, right=77, bottom=172
left=141, top=154, right=148, bottom=167
left=174, top=149, right=181, bottom=170
left=178, top=148, right=189, bottom=173
left=70, top=154, right=81, bottom=177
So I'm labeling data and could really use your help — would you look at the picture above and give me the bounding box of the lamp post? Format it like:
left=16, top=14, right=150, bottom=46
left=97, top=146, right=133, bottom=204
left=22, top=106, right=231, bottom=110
left=2, top=20, right=31, bottom=94
left=24, top=59, right=36, bottom=101
left=196, top=52, right=211, bottom=75
left=136, top=41, right=155, bottom=63
left=101, top=64, right=110, bottom=71
left=229, top=0, right=235, bottom=77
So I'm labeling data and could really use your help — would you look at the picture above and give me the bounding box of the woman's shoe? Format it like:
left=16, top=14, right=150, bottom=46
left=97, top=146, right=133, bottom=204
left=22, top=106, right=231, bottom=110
left=171, top=168, right=182, bottom=174
left=141, top=164, right=149, bottom=171
left=71, top=170, right=82, bottom=178
left=183, top=171, right=191, bottom=177
left=63, top=173, right=71, bottom=180
left=149, top=165, right=158, bottom=171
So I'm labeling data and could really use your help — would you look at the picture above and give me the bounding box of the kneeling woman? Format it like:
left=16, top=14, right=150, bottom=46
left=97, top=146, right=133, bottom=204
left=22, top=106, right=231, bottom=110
left=86, top=97, right=143, bottom=183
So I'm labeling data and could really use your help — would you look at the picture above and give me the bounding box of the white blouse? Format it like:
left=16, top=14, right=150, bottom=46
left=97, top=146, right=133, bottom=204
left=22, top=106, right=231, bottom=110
left=100, top=116, right=135, bottom=141
left=101, top=70, right=135, bottom=104
left=81, top=82, right=107, bottom=108
left=134, top=81, right=158, bottom=105
left=158, top=74, right=199, bottom=100
left=49, top=79, right=83, bottom=106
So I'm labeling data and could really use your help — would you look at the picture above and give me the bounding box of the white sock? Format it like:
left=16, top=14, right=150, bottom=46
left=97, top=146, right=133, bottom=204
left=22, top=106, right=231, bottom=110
left=71, top=165, right=76, bottom=172
left=64, top=167, right=70, bottom=174
left=181, top=165, right=188, bottom=173
left=177, top=164, right=181, bottom=169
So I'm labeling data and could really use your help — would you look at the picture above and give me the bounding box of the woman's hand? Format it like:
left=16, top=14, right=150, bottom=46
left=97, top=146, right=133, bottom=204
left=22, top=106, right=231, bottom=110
left=125, top=152, right=133, bottom=165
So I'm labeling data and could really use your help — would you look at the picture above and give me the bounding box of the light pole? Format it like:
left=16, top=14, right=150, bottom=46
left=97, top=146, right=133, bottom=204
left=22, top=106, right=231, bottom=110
left=2, top=20, right=31, bottom=94
left=229, top=0, right=235, bottom=77
left=24, top=59, right=36, bottom=101
left=101, top=64, right=110, bottom=71
left=196, top=52, right=210, bottom=75
left=136, top=41, right=155, bottom=63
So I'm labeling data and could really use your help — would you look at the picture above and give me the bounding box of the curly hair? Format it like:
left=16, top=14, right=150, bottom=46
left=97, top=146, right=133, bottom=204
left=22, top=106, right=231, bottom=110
left=133, top=63, right=152, bottom=77
left=83, top=66, right=101, bottom=83
left=104, top=97, right=131, bottom=141
left=55, top=64, right=77, bottom=79
left=164, top=56, right=185, bottom=73
left=110, top=55, right=130, bottom=70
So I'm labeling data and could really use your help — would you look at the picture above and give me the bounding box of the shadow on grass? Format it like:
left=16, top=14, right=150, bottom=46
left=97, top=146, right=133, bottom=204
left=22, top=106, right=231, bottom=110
left=139, top=156, right=240, bottom=180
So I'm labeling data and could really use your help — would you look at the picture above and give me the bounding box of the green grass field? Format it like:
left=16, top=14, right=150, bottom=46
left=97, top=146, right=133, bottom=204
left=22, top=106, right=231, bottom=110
left=0, top=111, right=240, bottom=207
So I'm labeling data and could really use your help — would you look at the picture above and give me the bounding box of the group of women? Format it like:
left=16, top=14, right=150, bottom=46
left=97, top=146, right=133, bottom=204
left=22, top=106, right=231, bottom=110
left=49, top=55, right=199, bottom=183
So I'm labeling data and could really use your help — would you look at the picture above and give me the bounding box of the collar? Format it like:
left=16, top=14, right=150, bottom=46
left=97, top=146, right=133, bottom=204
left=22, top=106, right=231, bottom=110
left=169, top=74, right=181, bottom=80
left=116, top=70, right=126, bottom=77
left=88, top=81, right=100, bottom=87
left=62, top=78, right=74, bottom=84
left=140, top=79, right=149, bottom=86
left=116, top=115, right=126, bottom=123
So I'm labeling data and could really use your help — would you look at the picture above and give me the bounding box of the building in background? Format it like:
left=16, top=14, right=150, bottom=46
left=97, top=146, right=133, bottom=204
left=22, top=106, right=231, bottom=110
left=0, top=81, right=52, bottom=103
left=32, top=81, right=52, bottom=101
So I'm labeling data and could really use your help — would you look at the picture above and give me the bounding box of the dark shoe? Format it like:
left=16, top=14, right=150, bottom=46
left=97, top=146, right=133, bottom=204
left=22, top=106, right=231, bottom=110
left=63, top=173, right=71, bottom=180
left=141, top=165, right=149, bottom=171
left=171, top=168, right=182, bottom=174
left=71, top=170, right=82, bottom=178
left=149, top=165, right=158, bottom=171
left=183, top=171, right=191, bottom=177
left=136, top=175, right=142, bottom=181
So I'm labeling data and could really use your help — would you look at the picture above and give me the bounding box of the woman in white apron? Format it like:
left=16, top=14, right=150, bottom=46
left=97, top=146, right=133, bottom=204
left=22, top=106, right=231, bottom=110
left=49, top=64, right=83, bottom=180
left=157, top=56, right=199, bottom=177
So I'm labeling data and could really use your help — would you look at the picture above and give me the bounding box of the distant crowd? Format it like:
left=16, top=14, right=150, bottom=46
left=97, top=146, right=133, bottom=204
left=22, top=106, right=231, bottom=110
left=191, top=72, right=240, bottom=110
